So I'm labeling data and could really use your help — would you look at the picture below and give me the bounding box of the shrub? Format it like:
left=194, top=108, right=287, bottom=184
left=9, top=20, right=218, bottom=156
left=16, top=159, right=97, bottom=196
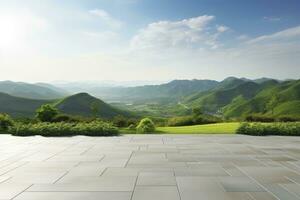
left=236, top=122, right=300, bottom=136
left=244, top=114, right=275, bottom=122
left=51, top=114, right=79, bottom=123
left=0, top=114, right=13, bottom=132
left=136, top=118, right=155, bottom=134
left=9, top=121, right=118, bottom=137
left=277, top=115, right=300, bottom=122
left=167, top=114, right=221, bottom=127
left=36, top=104, right=59, bottom=122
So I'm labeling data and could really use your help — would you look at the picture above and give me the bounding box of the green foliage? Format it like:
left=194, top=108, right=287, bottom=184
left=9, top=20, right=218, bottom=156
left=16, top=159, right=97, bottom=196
left=277, top=115, right=300, bottom=122
left=36, top=104, right=59, bottom=122
left=236, top=122, right=300, bottom=136
left=113, top=115, right=129, bottom=127
left=112, top=115, right=138, bottom=128
left=167, top=114, right=221, bottom=127
left=136, top=118, right=155, bottom=134
left=10, top=121, right=118, bottom=137
left=244, top=114, right=275, bottom=122
left=51, top=114, right=79, bottom=123
left=0, top=114, right=13, bottom=132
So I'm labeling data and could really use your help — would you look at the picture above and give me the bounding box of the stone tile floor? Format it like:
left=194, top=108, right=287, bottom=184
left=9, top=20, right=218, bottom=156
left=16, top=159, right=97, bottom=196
left=1, top=134, right=300, bottom=199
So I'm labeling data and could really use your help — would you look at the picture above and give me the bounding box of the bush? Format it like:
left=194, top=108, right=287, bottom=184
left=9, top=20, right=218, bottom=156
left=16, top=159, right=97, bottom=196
left=136, top=118, right=155, bottom=134
left=236, top=122, right=300, bottom=136
left=9, top=121, right=119, bottom=137
left=167, top=114, right=221, bottom=127
left=36, top=104, right=59, bottom=122
left=51, top=114, right=79, bottom=123
left=0, top=114, right=13, bottom=132
left=277, top=115, right=300, bottom=122
left=244, top=114, right=275, bottom=122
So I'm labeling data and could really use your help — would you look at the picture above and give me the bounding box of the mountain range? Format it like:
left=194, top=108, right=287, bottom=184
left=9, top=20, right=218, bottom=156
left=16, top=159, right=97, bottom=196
left=0, top=77, right=299, bottom=118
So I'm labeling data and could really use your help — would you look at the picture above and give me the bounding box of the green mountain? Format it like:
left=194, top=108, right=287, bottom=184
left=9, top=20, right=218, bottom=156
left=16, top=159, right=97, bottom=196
left=223, top=80, right=300, bottom=118
left=0, top=81, right=67, bottom=99
left=184, top=77, right=299, bottom=118
left=55, top=93, right=131, bottom=118
left=80, top=79, right=219, bottom=102
left=0, top=92, right=131, bottom=118
left=0, top=92, right=51, bottom=117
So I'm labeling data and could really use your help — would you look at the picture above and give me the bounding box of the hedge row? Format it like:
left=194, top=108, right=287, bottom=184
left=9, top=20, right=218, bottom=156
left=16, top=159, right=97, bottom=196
left=8, top=121, right=119, bottom=137
left=236, top=122, right=300, bottom=136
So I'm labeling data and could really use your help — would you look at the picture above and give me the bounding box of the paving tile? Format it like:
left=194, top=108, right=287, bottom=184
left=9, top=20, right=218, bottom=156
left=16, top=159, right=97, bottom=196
left=2, top=134, right=300, bottom=200
left=264, top=184, right=300, bottom=200
left=137, top=176, right=176, bottom=186
left=14, top=192, right=132, bottom=200
left=219, top=177, right=265, bottom=192
left=249, top=192, right=278, bottom=200
left=175, top=166, right=229, bottom=177
left=176, top=177, right=233, bottom=200
left=28, top=176, right=136, bottom=191
left=132, top=186, right=180, bottom=200
left=0, top=183, right=31, bottom=199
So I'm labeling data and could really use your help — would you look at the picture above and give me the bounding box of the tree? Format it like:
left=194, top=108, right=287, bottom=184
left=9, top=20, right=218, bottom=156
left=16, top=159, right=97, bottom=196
left=0, top=114, right=13, bottom=131
left=266, top=95, right=278, bottom=115
left=113, top=115, right=128, bottom=127
left=36, top=104, right=59, bottom=122
left=136, top=118, right=155, bottom=134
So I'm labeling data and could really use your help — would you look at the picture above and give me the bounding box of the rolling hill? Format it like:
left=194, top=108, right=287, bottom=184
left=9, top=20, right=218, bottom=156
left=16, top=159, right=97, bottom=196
left=0, top=92, right=132, bottom=118
left=223, top=80, right=300, bottom=118
left=55, top=93, right=132, bottom=118
left=183, top=77, right=299, bottom=118
left=0, top=81, right=68, bottom=99
left=0, top=92, right=51, bottom=117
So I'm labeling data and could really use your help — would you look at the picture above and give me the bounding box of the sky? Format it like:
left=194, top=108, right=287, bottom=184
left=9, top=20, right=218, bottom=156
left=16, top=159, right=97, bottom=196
left=0, top=0, right=299, bottom=82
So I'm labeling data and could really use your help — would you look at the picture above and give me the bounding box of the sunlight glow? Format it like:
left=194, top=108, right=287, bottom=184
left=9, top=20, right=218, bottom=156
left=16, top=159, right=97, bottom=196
left=0, top=15, right=22, bottom=49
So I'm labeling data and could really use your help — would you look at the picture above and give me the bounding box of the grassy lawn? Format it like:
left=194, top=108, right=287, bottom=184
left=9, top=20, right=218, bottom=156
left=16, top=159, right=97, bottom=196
left=120, top=122, right=240, bottom=134
left=156, top=122, right=240, bottom=134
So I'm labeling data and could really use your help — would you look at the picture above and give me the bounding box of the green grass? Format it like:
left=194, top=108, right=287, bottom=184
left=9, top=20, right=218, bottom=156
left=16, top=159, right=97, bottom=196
left=157, top=122, right=239, bottom=134
left=121, top=122, right=240, bottom=134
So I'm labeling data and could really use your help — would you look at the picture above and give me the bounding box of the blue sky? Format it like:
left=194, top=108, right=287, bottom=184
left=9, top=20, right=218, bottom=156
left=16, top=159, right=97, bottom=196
left=0, top=0, right=299, bottom=82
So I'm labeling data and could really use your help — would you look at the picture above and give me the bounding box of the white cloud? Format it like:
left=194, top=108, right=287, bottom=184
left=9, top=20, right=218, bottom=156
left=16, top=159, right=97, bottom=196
left=89, top=9, right=122, bottom=29
left=216, top=25, right=229, bottom=33
left=247, top=25, right=300, bottom=44
left=130, top=15, right=227, bottom=50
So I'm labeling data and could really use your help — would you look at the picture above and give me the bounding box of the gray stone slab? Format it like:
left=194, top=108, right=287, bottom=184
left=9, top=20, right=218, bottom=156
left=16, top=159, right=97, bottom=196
left=219, top=177, right=265, bottom=192
left=2, top=134, right=300, bottom=200
left=14, top=192, right=132, bottom=200
left=28, top=176, right=136, bottom=191
left=132, top=186, right=180, bottom=200
left=0, top=183, right=31, bottom=199
left=137, top=176, right=176, bottom=186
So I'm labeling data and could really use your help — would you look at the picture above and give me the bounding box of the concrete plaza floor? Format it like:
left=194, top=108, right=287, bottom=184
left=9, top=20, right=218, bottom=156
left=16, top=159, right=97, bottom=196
left=1, top=134, right=300, bottom=200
